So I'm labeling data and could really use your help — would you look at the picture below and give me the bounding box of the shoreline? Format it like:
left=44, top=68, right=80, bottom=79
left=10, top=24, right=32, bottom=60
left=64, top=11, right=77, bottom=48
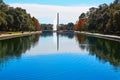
left=0, top=31, right=41, bottom=40
left=1, top=31, right=120, bottom=42
left=75, top=31, right=120, bottom=42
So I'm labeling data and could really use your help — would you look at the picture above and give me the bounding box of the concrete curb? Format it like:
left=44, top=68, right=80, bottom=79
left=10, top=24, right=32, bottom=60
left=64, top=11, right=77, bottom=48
left=75, top=31, right=120, bottom=42
left=0, top=31, right=41, bottom=40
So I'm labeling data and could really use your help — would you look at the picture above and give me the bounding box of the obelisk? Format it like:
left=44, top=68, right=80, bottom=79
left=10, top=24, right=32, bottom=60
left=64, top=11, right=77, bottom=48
left=57, top=13, right=59, bottom=51
left=57, top=13, right=59, bottom=31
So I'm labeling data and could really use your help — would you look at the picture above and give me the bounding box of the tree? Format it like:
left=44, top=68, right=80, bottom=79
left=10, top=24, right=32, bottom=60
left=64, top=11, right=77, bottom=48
left=0, top=2, right=40, bottom=31
left=75, top=0, right=120, bottom=34
left=114, top=0, right=120, bottom=4
left=66, top=22, right=74, bottom=30
left=32, top=17, right=41, bottom=31
left=75, top=18, right=88, bottom=31
left=0, top=0, right=4, bottom=4
left=79, top=13, right=86, bottom=19
left=89, top=7, right=97, bottom=13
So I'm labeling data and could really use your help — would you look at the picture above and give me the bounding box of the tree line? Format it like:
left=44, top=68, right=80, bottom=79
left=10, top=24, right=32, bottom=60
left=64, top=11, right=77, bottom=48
left=58, top=22, right=74, bottom=31
left=75, top=0, right=120, bottom=35
left=0, top=0, right=40, bottom=32
left=40, top=24, right=53, bottom=31
left=40, top=22, right=74, bottom=31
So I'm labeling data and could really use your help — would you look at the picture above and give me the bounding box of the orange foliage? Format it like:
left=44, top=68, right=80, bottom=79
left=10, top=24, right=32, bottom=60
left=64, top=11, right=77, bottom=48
left=75, top=18, right=88, bottom=31
left=33, top=17, right=41, bottom=31
left=75, top=34, right=85, bottom=44
left=34, top=34, right=40, bottom=42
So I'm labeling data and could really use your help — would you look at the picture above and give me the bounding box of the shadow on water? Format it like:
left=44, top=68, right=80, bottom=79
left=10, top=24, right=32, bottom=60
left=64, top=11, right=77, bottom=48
left=75, top=33, right=120, bottom=68
left=0, top=34, right=40, bottom=69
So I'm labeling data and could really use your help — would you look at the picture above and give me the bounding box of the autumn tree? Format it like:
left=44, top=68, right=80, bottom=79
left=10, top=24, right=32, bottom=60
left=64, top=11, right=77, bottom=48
left=75, top=13, right=88, bottom=31
left=32, top=17, right=41, bottom=31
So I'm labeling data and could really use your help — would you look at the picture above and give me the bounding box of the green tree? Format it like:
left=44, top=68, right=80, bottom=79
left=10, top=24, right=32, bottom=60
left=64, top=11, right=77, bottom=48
left=66, top=22, right=74, bottom=30
left=0, top=0, right=4, bottom=4
left=80, top=0, right=120, bottom=34
left=79, top=13, right=86, bottom=19
left=114, top=0, right=120, bottom=4
left=0, top=1, right=40, bottom=31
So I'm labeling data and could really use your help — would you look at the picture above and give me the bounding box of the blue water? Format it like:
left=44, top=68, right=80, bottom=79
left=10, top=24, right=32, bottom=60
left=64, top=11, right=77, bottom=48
left=0, top=32, right=120, bottom=80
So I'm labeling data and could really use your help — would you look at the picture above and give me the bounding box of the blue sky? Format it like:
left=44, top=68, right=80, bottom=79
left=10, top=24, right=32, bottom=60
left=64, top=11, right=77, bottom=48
left=4, top=0, right=114, bottom=6
left=4, top=0, right=114, bottom=24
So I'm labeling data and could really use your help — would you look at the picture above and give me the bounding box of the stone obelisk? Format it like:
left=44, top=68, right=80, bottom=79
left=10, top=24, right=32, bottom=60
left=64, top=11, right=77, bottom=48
left=57, top=13, right=59, bottom=31
left=57, top=13, right=59, bottom=50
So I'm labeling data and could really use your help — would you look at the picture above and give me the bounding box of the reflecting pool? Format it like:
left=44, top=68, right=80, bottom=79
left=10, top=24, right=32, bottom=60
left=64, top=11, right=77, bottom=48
left=0, top=31, right=120, bottom=80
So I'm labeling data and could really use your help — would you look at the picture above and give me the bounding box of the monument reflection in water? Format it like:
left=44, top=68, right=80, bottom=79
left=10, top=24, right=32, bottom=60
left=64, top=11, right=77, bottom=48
left=53, top=13, right=59, bottom=50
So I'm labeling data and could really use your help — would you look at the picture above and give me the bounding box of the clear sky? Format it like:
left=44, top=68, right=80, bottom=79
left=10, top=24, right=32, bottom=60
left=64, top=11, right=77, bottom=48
left=4, top=0, right=114, bottom=24
left=4, top=0, right=114, bottom=6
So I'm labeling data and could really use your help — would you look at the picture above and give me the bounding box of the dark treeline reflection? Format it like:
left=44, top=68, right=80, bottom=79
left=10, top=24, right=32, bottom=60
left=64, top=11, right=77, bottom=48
left=1, top=32, right=119, bottom=69
left=0, top=34, right=40, bottom=66
left=40, top=31, right=53, bottom=37
left=75, top=33, right=120, bottom=67
left=59, top=31, right=74, bottom=39
left=41, top=31, right=74, bottom=39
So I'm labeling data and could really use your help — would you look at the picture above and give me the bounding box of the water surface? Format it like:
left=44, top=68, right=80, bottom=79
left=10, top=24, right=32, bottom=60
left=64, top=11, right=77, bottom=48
left=0, top=31, right=120, bottom=80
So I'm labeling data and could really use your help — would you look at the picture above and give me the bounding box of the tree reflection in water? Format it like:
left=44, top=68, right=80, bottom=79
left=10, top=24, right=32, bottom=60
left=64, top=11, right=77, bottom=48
left=41, top=31, right=74, bottom=39
left=0, top=34, right=40, bottom=68
left=0, top=32, right=120, bottom=69
left=75, top=33, right=120, bottom=68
